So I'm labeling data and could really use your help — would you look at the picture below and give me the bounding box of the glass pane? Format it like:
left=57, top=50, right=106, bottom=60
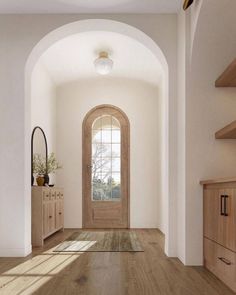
left=100, top=172, right=111, bottom=182
left=93, top=189, right=102, bottom=201
left=92, top=174, right=114, bottom=201
left=92, top=130, right=102, bottom=143
left=112, top=186, right=121, bottom=200
left=93, top=117, right=102, bottom=130
left=112, top=158, right=120, bottom=172
left=92, top=144, right=101, bottom=158
left=101, top=144, right=112, bottom=158
left=101, top=158, right=112, bottom=173
left=112, top=173, right=120, bottom=183
left=102, top=115, right=112, bottom=130
left=104, top=184, right=112, bottom=201
left=93, top=144, right=111, bottom=158
left=92, top=176, right=103, bottom=201
left=112, top=117, right=120, bottom=129
left=112, top=144, right=120, bottom=157
left=111, top=173, right=121, bottom=200
left=112, top=130, right=120, bottom=143
left=91, top=160, right=102, bottom=179
left=102, top=130, right=112, bottom=143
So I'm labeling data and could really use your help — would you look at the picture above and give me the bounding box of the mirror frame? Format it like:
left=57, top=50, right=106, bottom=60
left=31, top=126, right=48, bottom=185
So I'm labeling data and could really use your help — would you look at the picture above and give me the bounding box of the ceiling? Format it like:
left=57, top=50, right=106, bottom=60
left=39, top=31, right=162, bottom=86
left=0, top=0, right=181, bottom=14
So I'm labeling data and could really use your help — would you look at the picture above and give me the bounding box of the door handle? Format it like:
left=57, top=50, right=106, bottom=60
left=220, top=195, right=229, bottom=216
left=218, top=257, right=231, bottom=265
left=220, top=195, right=225, bottom=216
left=224, top=195, right=229, bottom=216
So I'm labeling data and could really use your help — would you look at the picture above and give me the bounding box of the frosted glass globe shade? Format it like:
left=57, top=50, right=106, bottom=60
left=94, top=53, right=113, bottom=75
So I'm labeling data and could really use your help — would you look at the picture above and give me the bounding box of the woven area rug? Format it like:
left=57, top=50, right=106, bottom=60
left=54, top=231, right=143, bottom=252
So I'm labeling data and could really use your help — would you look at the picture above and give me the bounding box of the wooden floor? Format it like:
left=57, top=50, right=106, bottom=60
left=0, top=229, right=234, bottom=295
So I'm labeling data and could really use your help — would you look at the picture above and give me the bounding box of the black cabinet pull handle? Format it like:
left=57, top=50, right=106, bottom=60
left=218, top=257, right=231, bottom=265
left=220, top=195, right=225, bottom=216
left=49, top=215, right=52, bottom=219
left=224, top=195, right=229, bottom=216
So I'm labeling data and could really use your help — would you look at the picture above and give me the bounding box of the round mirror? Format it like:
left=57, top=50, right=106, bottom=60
left=31, top=126, right=48, bottom=185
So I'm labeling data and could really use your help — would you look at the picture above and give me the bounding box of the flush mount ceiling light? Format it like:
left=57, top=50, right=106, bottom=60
left=94, top=52, right=113, bottom=75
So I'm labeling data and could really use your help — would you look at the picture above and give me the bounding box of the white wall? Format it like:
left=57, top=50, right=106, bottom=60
left=176, top=0, right=236, bottom=265
left=56, top=78, right=163, bottom=229
left=31, top=62, right=57, bottom=184
left=187, top=0, right=236, bottom=265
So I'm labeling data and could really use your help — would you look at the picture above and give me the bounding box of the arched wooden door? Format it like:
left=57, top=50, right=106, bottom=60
left=82, top=105, right=130, bottom=228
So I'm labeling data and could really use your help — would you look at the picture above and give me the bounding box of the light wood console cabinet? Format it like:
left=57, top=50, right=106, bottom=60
left=32, top=187, right=64, bottom=246
left=201, top=180, right=236, bottom=292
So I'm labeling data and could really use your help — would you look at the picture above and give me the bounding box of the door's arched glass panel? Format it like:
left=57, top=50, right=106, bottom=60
left=92, top=115, right=121, bottom=201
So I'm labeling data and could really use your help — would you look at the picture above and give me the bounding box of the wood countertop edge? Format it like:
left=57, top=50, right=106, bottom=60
left=200, top=177, right=236, bottom=185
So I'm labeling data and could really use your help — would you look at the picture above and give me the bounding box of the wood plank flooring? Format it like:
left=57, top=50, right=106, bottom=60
left=0, top=229, right=234, bottom=295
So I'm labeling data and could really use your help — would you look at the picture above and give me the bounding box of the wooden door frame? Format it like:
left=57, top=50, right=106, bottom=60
left=82, top=104, right=130, bottom=228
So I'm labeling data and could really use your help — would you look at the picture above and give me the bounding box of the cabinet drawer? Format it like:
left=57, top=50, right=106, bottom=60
left=55, top=190, right=64, bottom=200
left=204, top=238, right=236, bottom=292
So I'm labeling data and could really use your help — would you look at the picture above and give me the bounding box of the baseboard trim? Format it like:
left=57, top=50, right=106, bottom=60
left=0, top=244, right=32, bottom=257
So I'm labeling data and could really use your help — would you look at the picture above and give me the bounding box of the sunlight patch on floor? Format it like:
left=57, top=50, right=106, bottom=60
left=0, top=246, right=82, bottom=295
left=54, top=240, right=97, bottom=252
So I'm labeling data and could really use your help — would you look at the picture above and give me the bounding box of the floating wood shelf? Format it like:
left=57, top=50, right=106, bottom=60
left=215, top=59, right=236, bottom=87
left=215, top=120, right=236, bottom=139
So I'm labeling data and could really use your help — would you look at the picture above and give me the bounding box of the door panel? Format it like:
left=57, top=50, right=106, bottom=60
left=204, top=238, right=236, bottom=292
left=43, top=202, right=49, bottom=237
left=56, top=200, right=64, bottom=229
left=93, top=208, right=121, bottom=221
left=48, top=201, right=55, bottom=233
left=204, top=188, right=225, bottom=244
left=83, top=105, right=129, bottom=228
left=204, top=188, right=236, bottom=251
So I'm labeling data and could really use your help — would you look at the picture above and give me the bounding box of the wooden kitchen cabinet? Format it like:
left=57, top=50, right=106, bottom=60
left=203, top=186, right=236, bottom=252
left=201, top=180, right=236, bottom=292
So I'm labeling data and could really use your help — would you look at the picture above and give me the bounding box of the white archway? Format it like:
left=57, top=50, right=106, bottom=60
left=25, top=19, right=172, bottom=255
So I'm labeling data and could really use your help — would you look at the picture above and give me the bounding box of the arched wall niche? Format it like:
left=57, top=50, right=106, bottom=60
left=25, top=19, right=173, bottom=256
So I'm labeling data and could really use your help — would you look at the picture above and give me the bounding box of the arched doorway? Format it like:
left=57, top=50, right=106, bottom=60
left=25, top=19, right=172, bottom=256
left=82, top=105, right=130, bottom=228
